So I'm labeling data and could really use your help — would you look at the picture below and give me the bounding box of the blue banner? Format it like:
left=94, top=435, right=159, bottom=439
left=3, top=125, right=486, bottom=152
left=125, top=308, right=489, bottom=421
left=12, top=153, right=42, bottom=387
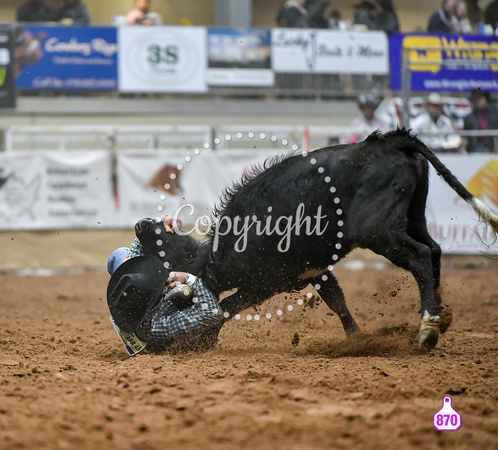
left=390, top=33, right=498, bottom=92
left=15, top=25, right=117, bottom=90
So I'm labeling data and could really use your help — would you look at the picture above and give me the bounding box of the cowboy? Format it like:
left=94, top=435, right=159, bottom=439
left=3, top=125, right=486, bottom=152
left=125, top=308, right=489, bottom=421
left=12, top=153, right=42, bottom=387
left=106, top=216, right=224, bottom=355
left=409, top=92, right=462, bottom=153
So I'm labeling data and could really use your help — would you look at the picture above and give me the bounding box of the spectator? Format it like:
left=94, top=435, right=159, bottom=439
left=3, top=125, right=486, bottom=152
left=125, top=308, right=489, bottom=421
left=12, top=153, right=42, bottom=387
left=327, top=9, right=344, bottom=29
left=353, top=1, right=376, bottom=30
left=370, top=0, right=400, bottom=35
left=16, top=0, right=57, bottom=23
left=304, top=0, right=330, bottom=29
left=57, top=0, right=91, bottom=25
left=276, top=0, right=308, bottom=28
left=427, top=0, right=456, bottom=33
left=452, top=1, right=472, bottom=33
left=463, top=89, right=498, bottom=153
left=353, top=0, right=399, bottom=34
left=464, top=0, right=483, bottom=32
left=484, top=0, right=498, bottom=32
left=410, top=92, right=462, bottom=152
left=127, top=0, right=163, bottom=26
left=350, top=91, right=389, bottom=142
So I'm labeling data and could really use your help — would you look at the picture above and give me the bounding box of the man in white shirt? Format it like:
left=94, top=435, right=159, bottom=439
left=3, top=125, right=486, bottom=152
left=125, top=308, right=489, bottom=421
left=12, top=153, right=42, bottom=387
left=350, top=92, right=389, bottom=142
left=409, top=92, right=462, bottom=152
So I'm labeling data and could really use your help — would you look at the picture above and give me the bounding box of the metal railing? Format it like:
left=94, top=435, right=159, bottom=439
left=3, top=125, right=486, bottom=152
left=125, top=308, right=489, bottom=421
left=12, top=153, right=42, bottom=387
left=2, top=124, right=497, bottom=153
left=2, top=125, right=212, bottom=152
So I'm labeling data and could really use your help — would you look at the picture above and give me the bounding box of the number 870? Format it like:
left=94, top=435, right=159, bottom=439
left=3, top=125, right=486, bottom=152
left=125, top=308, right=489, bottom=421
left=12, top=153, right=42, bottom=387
left=436, top=414, right=458, bottom=426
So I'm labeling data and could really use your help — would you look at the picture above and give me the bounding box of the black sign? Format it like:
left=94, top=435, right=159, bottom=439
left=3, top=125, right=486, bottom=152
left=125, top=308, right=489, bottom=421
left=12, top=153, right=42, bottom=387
left=0, top=25, right=16, bottom=109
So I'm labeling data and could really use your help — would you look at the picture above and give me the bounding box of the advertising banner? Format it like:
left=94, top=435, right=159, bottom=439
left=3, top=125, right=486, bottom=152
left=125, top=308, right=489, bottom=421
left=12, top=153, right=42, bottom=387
left=426, top=155, right=498, bottom=254
left=0, top=151, right=116, bottom=230
left=15, top=25, right=118, bottom=90
left=390, top=33, right=498, bottom=92
left=0, top=25, right=15, bottom=108
left=118, top=26, right=207, bottom=93
left=271, top=29, right=388, bottom=74
left=116, top=148, right=284, bottom=227
left=207, top=28, right=274, bottom=87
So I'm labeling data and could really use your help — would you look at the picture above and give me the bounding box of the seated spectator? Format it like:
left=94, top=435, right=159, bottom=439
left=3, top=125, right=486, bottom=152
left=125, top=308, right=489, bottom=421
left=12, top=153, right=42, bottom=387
left=127, top=0, right=163, bottom=26
left=17, top=0, right=57, bottom=23
left=463, top=89, right=498, bottom=153
left=353, top=0, right=399, bottom=35
left=353, top=1, right=376, bottom=30
left=410, top=93, right=462, bottom=152
left=484, top=0, right=498, bottom=33
left=370, top=0, right=400, bottom=35
left=304, top=0, right=330, bottom=29
left=427, top=0, right=456, bottom=33
left=327, top=9, right=344, bottom=29
left=276, top=0, right=308, bottom=27
left=465, top=0, right=483, bottom=33
left=452, top=1, right=472, bottom=33
left=57, top=0, right=91, bottom=25
left=350, top=91, right=389, bottom=142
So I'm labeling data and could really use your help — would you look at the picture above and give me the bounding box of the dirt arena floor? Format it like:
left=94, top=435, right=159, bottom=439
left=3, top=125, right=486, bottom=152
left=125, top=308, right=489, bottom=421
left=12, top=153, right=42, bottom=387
left=1, top=246, right=497, bottom=450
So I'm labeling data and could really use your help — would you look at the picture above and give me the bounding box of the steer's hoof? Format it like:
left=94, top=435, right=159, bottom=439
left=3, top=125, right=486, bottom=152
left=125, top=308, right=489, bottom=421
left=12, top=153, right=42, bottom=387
left=419, top=312, right=441, bottom=351
left=437, top=305, right=453, bottom=334
left=419, top=327, right=440, bottom=351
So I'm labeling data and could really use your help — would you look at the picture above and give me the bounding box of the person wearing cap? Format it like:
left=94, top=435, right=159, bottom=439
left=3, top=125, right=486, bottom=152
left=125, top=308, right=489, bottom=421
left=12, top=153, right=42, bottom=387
left=107, top=215, right=224, bottom=354
left=463, top=89, right=498, bottom=153
left=409, top=92, right=462, bottom=153
left=349, top=91, right=389, bottom=142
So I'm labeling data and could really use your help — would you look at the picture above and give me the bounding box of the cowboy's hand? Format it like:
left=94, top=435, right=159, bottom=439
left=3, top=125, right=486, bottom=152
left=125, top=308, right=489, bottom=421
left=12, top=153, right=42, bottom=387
left=163, top=216, right=182, bottom=234
left=168, top=271, right=187, bottom=289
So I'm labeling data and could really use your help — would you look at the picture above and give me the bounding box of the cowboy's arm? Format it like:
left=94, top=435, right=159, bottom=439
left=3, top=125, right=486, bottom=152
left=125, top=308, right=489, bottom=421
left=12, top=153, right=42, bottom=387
left=137, top=275, right=224, bottom=347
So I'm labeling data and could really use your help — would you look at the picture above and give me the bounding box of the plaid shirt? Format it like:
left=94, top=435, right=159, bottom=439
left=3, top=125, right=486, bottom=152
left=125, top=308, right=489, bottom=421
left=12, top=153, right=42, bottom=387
left=126, top=239, right=224, bottom=352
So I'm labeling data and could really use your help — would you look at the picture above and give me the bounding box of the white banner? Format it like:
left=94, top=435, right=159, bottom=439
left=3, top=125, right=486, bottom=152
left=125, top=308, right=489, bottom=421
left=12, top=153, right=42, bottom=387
left=271, top=29, right=388, bottom=74
left=118, top=26, right=207, bottom=93
left=0, top=150, right=116, bottom=230
left=427, top=155, right=498, bottom=255
left=208, top=68, right=274, bottom=87
left=115, top=148, right=286, bottom=227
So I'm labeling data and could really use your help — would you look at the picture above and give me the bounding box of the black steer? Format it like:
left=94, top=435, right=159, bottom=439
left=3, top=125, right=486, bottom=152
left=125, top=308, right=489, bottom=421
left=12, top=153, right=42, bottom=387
left=136, top=129, right=498, bottom=351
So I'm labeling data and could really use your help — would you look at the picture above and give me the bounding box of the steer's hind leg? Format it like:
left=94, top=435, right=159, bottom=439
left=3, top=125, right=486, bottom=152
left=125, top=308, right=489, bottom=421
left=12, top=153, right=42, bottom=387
left=305, top=270, right=360, bottom=337
left=407, top=205, right=453, bottom=334
left=366, top=232, right=441, bottom=351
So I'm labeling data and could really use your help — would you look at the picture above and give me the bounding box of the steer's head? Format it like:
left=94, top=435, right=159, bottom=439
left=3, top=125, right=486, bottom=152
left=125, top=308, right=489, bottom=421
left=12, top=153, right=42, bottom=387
left=135, top=217, right=202, bottom=274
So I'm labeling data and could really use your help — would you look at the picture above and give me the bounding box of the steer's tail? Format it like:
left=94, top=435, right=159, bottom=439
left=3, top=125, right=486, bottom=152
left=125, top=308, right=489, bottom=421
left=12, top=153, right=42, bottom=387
left=410, top=135, right=498, bottom=234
